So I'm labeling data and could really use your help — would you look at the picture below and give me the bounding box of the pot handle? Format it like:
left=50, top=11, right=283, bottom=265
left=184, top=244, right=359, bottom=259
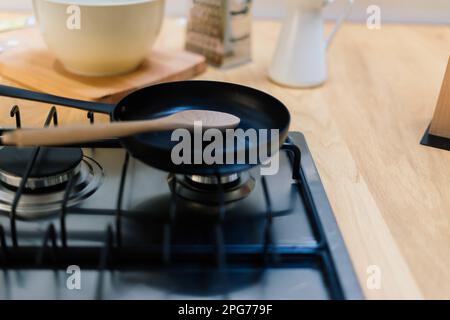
left=325, top=0, right=354, bottom=49
left=0, top=84, right=114, bottom=115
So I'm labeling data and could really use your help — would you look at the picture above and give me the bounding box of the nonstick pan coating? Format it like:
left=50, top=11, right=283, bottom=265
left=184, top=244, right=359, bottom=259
left=0, top=81, right=290, bottom=175
left=113, top=81, right=290, bottom=175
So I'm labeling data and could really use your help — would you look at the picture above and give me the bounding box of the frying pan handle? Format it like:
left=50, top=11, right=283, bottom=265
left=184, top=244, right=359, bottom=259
left=0, top=84, right=114, bottom=115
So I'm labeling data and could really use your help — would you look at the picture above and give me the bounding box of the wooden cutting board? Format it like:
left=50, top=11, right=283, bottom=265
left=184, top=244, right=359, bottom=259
left=0, top=28, right=207, bottom=103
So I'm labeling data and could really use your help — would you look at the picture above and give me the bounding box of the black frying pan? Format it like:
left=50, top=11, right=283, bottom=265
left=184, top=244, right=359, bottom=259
left=0, top=81, right=290, bottom=175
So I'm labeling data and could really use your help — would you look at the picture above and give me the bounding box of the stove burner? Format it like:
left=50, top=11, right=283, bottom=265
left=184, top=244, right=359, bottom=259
left=172, top=172, right=255, bottom=204
left=0, top=147, right=83, bottom=190
left=0, top=153, right=104, bottom=219
left=186, top=173, right=240, bottom=185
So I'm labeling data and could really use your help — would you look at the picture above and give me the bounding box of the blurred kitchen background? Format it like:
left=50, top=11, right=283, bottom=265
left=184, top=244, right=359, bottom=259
left=1, top=0, right=450, bottom=24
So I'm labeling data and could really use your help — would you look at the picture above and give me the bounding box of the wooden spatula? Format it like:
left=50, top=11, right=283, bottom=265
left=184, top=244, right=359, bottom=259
left=1, top=110, right=240, bottom=147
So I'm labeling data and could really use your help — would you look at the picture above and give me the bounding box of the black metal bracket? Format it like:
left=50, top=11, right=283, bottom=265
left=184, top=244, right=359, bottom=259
left=60, top=175, right=76, bottom=248
left=47, top=106, right=58, bottom=127
left=115, top=152, right=130, bottom=247
left=261, top=176, right=278, bottom=264
left=0, top=224, right=7, bottom=266
left=282, top=140, right=301, bottom=180
left=420, top=124, right=450, bottom=151
left=214, top=173, right=226, bottom=269
left=10, top=105, right=21, bottom=128
left=95, top=225, right=114, bottom=300
left=87, top=111, right=95, bottom=124
left=9, top=107, right=60, bottom=248
left=163, top=173, right=177, bottom=265
left=36, top=224, right=58, bottom=266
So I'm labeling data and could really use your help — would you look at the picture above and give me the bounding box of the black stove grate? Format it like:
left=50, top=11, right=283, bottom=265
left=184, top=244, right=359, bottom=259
left=0, top=104, right=362, bottom=300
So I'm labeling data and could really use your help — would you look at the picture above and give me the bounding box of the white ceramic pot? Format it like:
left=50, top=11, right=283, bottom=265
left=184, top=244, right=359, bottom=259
left=33, top=0, right=165, bottom=76
left=269, top=0, right=353, bottom=88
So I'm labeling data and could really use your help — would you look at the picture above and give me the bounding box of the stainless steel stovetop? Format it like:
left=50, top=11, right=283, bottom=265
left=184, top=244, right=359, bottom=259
left=0, top=117, right=362, bottom=300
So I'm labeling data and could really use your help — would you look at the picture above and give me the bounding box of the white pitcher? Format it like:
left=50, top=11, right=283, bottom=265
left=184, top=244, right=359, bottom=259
left=269, top=0, right=354, bottom=88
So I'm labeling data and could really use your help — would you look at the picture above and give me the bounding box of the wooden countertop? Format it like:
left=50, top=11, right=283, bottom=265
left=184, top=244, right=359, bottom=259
left=1, top=13, right=450, bottom=299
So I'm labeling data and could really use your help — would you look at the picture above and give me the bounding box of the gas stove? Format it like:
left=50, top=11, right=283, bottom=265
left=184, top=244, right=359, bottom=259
left=0, top=106, right=362, bottom=300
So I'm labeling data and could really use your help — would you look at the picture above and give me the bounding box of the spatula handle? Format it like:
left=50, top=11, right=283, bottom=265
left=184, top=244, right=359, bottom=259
left=1, top=120, right=174, bottom=147
left=1, top=110, right=239, bottom=147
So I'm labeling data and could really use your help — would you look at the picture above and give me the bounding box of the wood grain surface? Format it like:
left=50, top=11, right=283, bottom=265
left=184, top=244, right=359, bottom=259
left=0, top=28, right=207, bottom=103
left=430, top=56, right=450, bottom=138
left=1, top=12, right=450, bottom=299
